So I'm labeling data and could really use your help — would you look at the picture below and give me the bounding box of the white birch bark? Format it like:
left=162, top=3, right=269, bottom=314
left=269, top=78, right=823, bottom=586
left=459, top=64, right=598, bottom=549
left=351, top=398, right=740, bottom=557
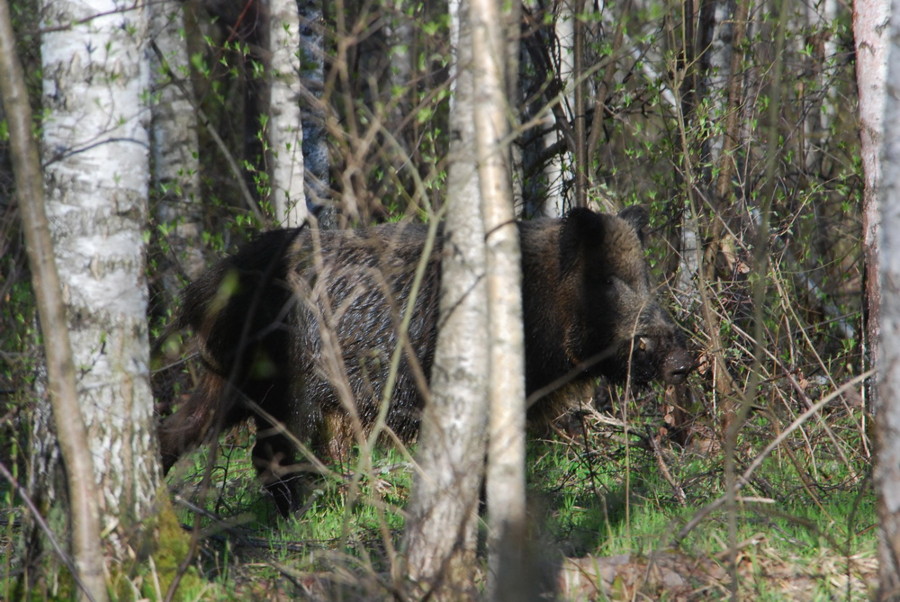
left=870, top=0, right=897, bottom=595
left=149, top=0, right=204, bottom=291
left=675, top=0, right=736, bottom=314
left=540, top=0, right=576, bottom=217
left=41, top=0, right=160, bottom=553
left=855, top=0, right=889, bottom=407
left=403, top=0, right=489, bottom=594
left=267, top=0, right=307, bottom=227
left=699, top=0, right=735, bottom=166
left=0, top=1, right=108, bottom=597
left=471, top=0, right=528, bottom=596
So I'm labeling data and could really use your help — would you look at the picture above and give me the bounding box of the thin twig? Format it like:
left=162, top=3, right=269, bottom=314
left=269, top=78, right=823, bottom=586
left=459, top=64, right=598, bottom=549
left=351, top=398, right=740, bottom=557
left=672, top=372, right=871, bottom=545
left=647, top=428, right=687, bottom=506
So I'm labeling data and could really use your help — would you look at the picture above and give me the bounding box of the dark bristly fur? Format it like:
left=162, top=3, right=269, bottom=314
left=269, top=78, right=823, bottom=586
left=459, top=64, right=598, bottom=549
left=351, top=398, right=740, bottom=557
left=158, top=207, right=694, bottom=515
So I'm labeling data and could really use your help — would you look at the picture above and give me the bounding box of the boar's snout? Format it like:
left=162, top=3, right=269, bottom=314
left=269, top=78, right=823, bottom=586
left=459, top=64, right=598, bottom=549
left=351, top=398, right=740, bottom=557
left=662, top=347, right=695, bottom=385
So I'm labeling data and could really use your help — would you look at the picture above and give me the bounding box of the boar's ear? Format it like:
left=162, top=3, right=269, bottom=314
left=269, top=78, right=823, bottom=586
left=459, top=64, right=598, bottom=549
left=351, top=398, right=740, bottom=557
left=559, top=207, right=606, bottom=273
left=618, top=205, right=649, bottom=245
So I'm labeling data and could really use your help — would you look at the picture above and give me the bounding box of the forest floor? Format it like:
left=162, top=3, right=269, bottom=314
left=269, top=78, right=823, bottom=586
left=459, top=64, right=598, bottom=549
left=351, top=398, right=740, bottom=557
left=154, top=403, right=876, bottom=601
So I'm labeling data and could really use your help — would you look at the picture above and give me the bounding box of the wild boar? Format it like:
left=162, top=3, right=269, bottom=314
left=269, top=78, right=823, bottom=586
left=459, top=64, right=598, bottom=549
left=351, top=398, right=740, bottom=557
left=158, top=206, right=693, bottom=514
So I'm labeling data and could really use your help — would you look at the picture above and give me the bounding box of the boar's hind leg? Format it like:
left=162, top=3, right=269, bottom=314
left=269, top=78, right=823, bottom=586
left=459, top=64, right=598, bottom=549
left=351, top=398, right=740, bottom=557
left=252, top=418, right=302, bottom=517
left=158, top=370, right=250, bottom=474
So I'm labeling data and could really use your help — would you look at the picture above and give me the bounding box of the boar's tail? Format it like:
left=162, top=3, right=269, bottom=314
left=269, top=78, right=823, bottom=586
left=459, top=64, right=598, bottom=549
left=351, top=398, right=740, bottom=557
left=158, top=367, right=256, bottom=474
left=159, top=369, right=228, bottom=473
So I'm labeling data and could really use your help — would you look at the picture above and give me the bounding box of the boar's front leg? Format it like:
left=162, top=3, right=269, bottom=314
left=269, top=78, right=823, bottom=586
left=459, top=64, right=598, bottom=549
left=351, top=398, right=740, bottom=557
left=249, top=376, right=320, bottom=517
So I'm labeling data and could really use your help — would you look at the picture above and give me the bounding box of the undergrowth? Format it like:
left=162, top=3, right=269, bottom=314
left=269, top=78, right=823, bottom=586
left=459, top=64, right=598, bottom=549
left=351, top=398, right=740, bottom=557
left=155, top=386, right=875, bottom=599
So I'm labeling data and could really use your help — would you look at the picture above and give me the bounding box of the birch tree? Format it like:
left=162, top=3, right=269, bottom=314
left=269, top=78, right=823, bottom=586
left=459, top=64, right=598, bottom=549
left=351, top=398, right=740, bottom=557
left=265, top=0, right=308, bottom=227
left=0, top=1, right=108, bottom=598
left=470, top=0, right=528, bottom=596
left=149, top=0, right=204, bottom=299
left=855, top=0, right=889, bottom=406
left=403, top=0, right=489, bottom=594
left=856, top=7, right=890, bottom=591
left=520, top=0, right=575, bottom=218
left=40, top=0, right=161, bottom=557
left=873, top=0, right=900, bottom=595
left=801, top=0, right=840, bottom=176
left=541, top=1, right=575, bottom=216
left=385, top=0, right=414, bottom=147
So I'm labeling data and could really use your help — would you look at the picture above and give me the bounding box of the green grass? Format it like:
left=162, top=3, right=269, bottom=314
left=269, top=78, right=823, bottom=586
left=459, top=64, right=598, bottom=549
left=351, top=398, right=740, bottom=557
left=527, top=434, right=873, bottom=560
left=156, top=403, right=876, bottom=599
left=1, top=398, right=874, bottom=599
left=167, top=438, right=412, bottom=568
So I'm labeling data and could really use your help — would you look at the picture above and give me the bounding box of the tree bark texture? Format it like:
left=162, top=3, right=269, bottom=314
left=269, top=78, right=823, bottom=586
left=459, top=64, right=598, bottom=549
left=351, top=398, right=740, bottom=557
left=875, top=1, right=900, bottom=595
left=543, top=0, right=575, bottom=216
left=0, top=1, right=109, bottom=598
left=855, top=0, right=889, bottom=410
left=41, top=0, right=161, bottom=555
left=696, top=0, right=737, bottom=168
left=149, top=0, right=205, bottom=300
left=266, top=0, right=308, bottom=227
left=403, top=0, right=489, bottom=595
left=298, top=0, right=330, bottom=211
left=470, top=0, right=529, bottom=597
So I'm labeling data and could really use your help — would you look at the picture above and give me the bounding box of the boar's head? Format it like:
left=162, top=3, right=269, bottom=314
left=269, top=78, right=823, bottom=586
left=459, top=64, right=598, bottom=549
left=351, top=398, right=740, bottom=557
left=559, top=206, right=694, bottom=386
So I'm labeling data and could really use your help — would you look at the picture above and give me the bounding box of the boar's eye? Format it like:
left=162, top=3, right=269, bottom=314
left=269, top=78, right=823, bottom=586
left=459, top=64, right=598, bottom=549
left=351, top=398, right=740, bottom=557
left=636, top=336, right=655, bottom=353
